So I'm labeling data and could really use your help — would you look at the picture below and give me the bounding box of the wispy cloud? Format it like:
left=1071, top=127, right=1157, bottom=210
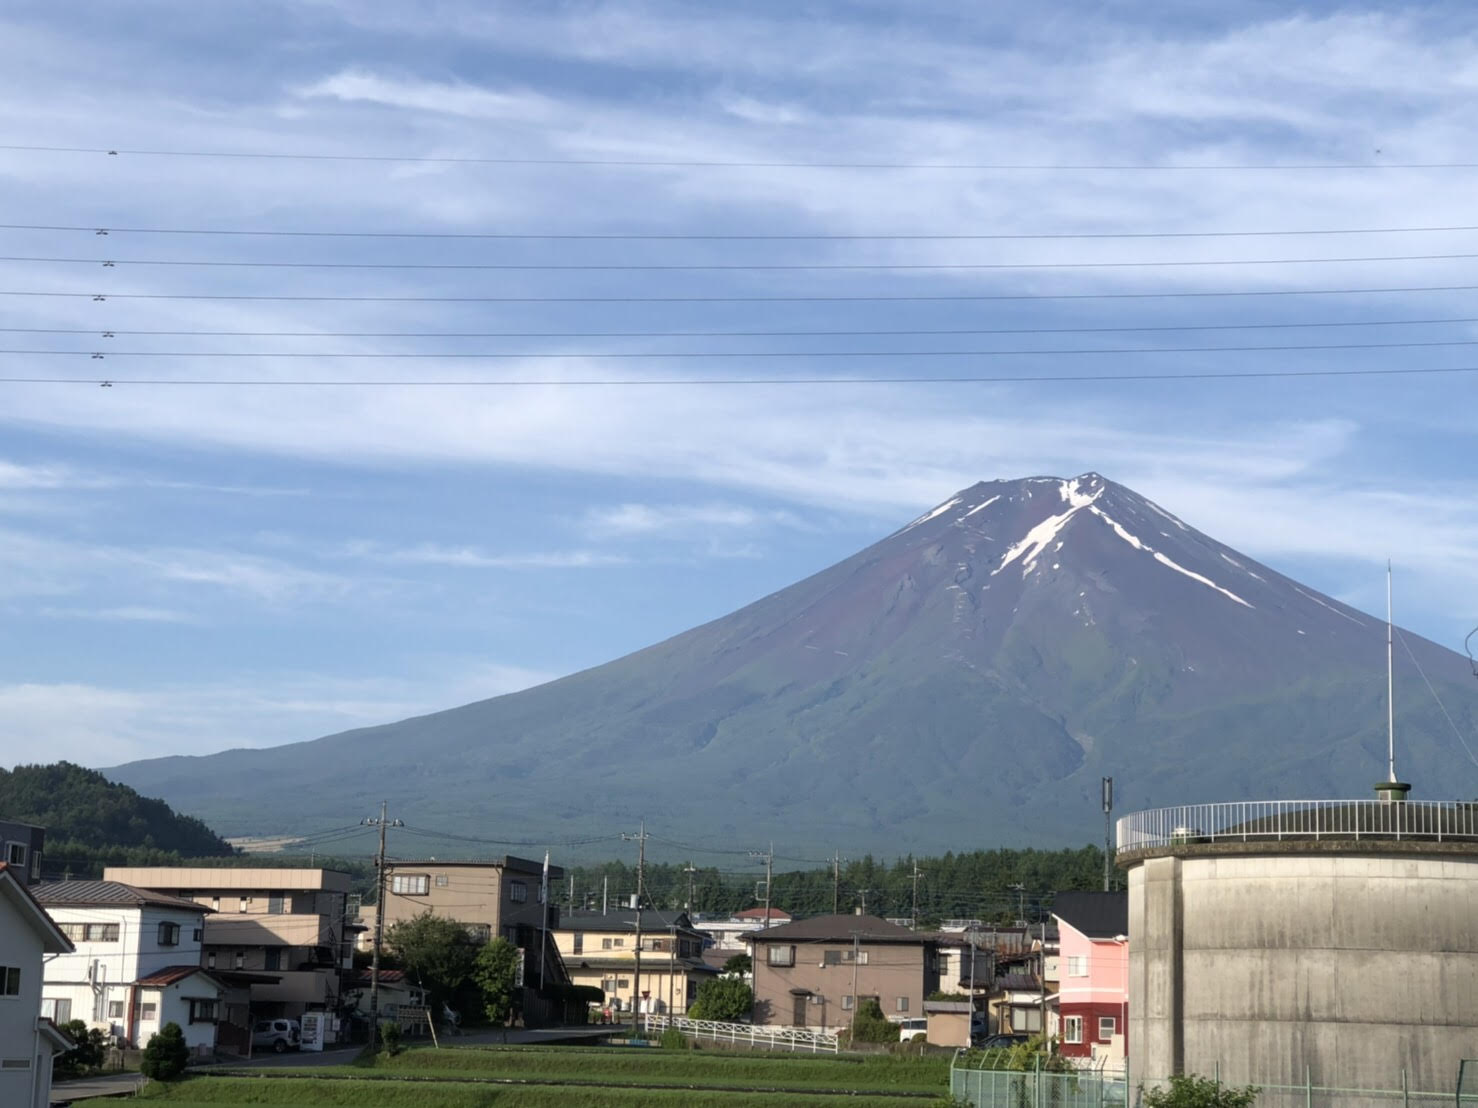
left=39, top=605, right=201, bottom=624
left=339, top=540, right=627, bottom=569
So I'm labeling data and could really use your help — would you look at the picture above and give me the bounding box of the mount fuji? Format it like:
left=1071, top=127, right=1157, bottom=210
left=108, top=474, right=1478, bottom=855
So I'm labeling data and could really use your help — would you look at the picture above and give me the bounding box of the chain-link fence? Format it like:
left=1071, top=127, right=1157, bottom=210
left=950, top=1055, right=1478, bottom=1108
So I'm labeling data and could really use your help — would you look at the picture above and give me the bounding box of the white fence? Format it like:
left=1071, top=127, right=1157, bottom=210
left=642, top=1013, right=839, bottom=1053
left=1117, top=799, right=1478, bottom=853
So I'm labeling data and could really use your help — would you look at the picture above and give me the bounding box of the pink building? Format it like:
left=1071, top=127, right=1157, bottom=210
left=1052, top=892, right=1128, bottom=1065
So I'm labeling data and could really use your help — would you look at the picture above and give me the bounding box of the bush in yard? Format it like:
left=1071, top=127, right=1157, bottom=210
left=378, top=1020, right=403, bottom=1057
left=1143, top=1074, right=1259, bottom=1108
left=472, top=937, right=521, bottom=1028
left=659, top=1027, right=690, bottom=1050
left=54, top=1019, right=108, bottom=1078
left=848, top=999, right=901, bottom=1043
left=686, top=974, right=753, bottom=1022
left=721, top=952, right=751, bottom=976
left=140, top=1022, right=189, bottom=1081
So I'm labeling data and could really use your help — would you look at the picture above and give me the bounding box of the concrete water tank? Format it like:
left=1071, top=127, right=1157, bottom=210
left=1119, top=798, right=1478, bottom=1098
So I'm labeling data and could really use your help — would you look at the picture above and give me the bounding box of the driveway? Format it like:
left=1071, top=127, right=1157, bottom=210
left=51, top=1071, right=144, bottom=1103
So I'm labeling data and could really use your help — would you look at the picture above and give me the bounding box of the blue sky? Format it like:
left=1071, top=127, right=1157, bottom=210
left=2, top=1, right=1477, bottom=768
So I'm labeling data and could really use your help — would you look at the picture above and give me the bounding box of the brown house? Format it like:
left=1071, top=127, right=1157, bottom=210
left=554, top=909, right=718, bottom=1014
left=379, top=857, right=559, bottom=947
left=746, top=913, right=940, bottom=1031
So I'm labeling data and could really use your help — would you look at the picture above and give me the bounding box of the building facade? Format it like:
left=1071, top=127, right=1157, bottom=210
left=33, top=879, right=224, bottom=1053
left=1052, top=891, right=1128, bottom=1065
left=0, top=820, right=45, bottom=887
left=746, top=914, right=940, bottom=1031
left=104, top=866, right=356, bottom=1021
left=0, top=863, right=73, bottom=1108
left=378, top=857, right=558, bottom=947
left=555, top=909, right=716, bottom=1014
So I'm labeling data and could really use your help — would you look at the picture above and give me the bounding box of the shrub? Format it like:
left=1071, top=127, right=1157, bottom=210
left=928, top=990, right=967, bottom=1001
left=378, top=1020, right=403, bottom=1057
left=687, top=975, right=753, bottom=1022
left=140, top=1022, right=189, bottom=1081
left=659, top=1027, right=690, bottom=1050
left=848, top=999, right=901, bottom=1043
left=54, top=1019, right=108, bottom=1078
left=1143, top=1074, right=1260, bottom=1108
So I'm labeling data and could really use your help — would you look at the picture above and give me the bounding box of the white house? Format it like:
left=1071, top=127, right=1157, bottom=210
left=0, top=862, right=74, bottom=1108
left=34, top=880, right=225, bottom=1055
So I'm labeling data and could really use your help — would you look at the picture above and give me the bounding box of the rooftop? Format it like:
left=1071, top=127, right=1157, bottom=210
left=383, top=855, right=560, bottom=878
left=33, top=879, right=211, bottom=913
left=103, top=865, right=353, bottom=893
left=1051, top=891, right=1128, bottom=940
left=744, top=913, right=931, bottom=945
left=560, top=909, right=697, bottom=933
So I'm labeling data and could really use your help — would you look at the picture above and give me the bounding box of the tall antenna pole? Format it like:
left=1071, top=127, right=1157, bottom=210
left=1102, top=777, right=1114, bottom=892
left=1387, top=560, right=1397, bottom=784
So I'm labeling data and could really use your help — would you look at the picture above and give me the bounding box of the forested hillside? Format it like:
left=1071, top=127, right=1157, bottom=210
left=0, top=762, right=234, bottom=876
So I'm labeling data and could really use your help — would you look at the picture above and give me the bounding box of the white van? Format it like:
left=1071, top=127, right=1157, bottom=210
left=897, top=1017, right=929, bottom=1042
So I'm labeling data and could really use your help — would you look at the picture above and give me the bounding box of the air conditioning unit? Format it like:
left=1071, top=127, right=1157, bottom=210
left=810, top=995, right=824, bottom=1006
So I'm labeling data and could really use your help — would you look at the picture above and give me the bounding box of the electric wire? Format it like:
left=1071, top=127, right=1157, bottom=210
left=13, top=250, right=1478, bottom=271
left=1394, top=627, right=1478, bottom=770
left=5, top=143, right=1478, bottom=170
left=13, top=220, right=1478, bottom=241
left=8, top=314, right=1478, bottom=338
left=10, top=282, right=1478, bottom=304
left=9, top=364, right=1478, bottom=387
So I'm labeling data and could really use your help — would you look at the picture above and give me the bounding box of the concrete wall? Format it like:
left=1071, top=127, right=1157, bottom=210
left=1127, top=844, right=1478, bottom=1094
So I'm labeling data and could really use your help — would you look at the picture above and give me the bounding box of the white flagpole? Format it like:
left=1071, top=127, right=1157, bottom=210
left=540, top=851, right=550, bottom=990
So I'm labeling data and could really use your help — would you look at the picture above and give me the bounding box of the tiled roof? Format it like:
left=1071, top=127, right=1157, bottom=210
left=995, top=973, right=1041, bottom=991
left=560, top=909, right=695, bottom=933
left=136, top=965, right=223, bottom=989
left=744, top=913, right=930, bottom=944
left=734, top=907, right=791, bottom=920
left=33, top=879, right=210, bottom=913
left=1051, top=891, right=1128, bottom=940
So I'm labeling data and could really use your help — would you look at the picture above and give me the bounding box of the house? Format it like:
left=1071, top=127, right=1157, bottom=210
left=0, top=863, right=73, bottom=1108
left=1052, top=891, right=1128, bottom=1065
left=0, top=820, right=45, bottom=886
left=377, top=857, right=571, bottom=1022
left=104, top=866, right=357, bottom=1025
left=694, top=907, right=791, bottom=952
left=745, top=913, right=940, bottom=1031
left=554, top=909, right=717, bottom=1014
left=33, top=879, right=225, bottom=1055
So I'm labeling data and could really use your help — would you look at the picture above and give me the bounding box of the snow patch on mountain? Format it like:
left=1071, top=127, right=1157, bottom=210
left=1151, top=551, right=1253, bottom=608
left=961, top=495, right=1001, bottom=519
left=903, top=495, right=962, bottom=531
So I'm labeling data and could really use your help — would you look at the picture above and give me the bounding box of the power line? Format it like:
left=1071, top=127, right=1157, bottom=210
left=13, top=220, right=1478, bottom=241
left=14, top=338, right=1478, bottom=359
left=7, top=315, right=1478, bottom=340
left=8, top=315, right=1478, bottom=339
left=8, top=364, right=1478, bottom=387
left=12, top=250, right=1478, bottom=271
left=10, top=282, right=1478, bottom=304
left=5, top=144, right=1478, bottom=170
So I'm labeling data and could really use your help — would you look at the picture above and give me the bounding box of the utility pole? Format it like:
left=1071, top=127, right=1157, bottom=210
left=683, top=862, right=698, bottom=913
left=748, top=844, right=773, bottom=927
left=1102, top=777, right=1114, bottom=893
left=832, top=852, right=842, bottom=915
left=622, top=822, right=649, bottom=1020
left=1008, top=883, right=1025, bottom=927
left=602, top=875, right=608, bottom=916
left=569, top=872, right=575, bottom=909
left=361, top=801, right=401, bottom=1054
left=1039, top=918, right=1050, bottom=1051
left=910, top=862, right=924, bottom=928
left=849, top=930, right=861, bottom=1041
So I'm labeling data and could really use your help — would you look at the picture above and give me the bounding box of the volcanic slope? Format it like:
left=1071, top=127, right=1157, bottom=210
left=108, top=474, right=1478, bottom=853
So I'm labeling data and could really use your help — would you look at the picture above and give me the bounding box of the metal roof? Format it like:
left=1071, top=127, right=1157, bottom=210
left=33, top=879, right=211, bottom=913
left=743, top=913, right=931, bottom=945
left=1051, top=891, right=1128, bottom=940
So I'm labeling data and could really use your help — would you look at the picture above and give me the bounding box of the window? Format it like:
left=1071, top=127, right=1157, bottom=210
left=896, top=996, right=909, bottom=1012
left=107, top=1000, right=123, bottom=1019
left=841, top=995, right=854, bottom=1010
left=856, top=951, right=869, bottom=965
left=234, top=951, right=245, bottom=970
left=1064, top=1015, right=1084, bottom=1044
left=264, top=948, right=283, bottom=971
left=267, top=895, right=285, bottom=914
left=138, top=1002, right=157, bottom=1020
left=212, top=897, right=220, bottom=911
left=238, top=897, right=249, bottom=913
left=823, top=950, right=842, bottom=965
left=189, top=999, right=218, bottom=1024
left=42, top=998, right=72, bottom=1022
left=509, top=881, right=528, bottom=903
left=613, top=937, right=624, bottom=948
left=206, top=952, right=216, bottom=970
left=158, top=921, right=181, bottom=946
left=464, top=923, right=491, bottom=943
left=29, top=851, right=40, bottom=881
left=1098, top=1016, right=1116, bottom=1041
left=60, top=922, right=119, bottom=942
left=1067, top=955, right=1088, bottom=977
left=391, top=874, right=430, bottom=896
left=766, top=945, right=795, bottom=967
left=573, top=933, right=583, bottom=954
left=192, top=928, right=203, bottom=943
left=4, top=842, right=25, bottom=867
left=602, top=937, right=613, bottom=950
left=435, top=874, right=449, bottom=887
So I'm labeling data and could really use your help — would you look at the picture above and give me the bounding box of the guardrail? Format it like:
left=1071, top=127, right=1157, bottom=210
left=1117, top=799, right=1478, bottom=853
left=642, top=1013, right=839, bottom=1053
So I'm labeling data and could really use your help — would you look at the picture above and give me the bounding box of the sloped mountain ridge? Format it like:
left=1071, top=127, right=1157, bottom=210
left=109, top=473, right=1478, bottom=854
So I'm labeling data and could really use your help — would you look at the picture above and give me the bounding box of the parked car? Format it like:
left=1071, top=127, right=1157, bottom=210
left=251, top=1018, right=301, bottom=1053
left=897, top=1017, right=929, bottom=1042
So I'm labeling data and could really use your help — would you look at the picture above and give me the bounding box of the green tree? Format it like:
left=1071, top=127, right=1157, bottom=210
left=472, top=937, right=521, bottom=1027
left=687, top=975, right=753, bottom=1021
left=140, top=1022, right=189, bottom=1081
left=1143, top=1075, right=1259, bottom=1108
left=384, top=912, right=478, bottom=1009
left=54, top=1020, right=108, bottom=1078
left=721, top=952, right=751, bottom=976
left=846, top=998, right=899, bottom=1043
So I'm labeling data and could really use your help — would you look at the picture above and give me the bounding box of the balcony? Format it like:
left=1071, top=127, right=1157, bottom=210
left=1116, top=799, right=1478, bottom=854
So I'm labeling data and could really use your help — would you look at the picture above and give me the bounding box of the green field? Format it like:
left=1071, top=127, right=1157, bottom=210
left=137, top=1043, right=955, bottom=1106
